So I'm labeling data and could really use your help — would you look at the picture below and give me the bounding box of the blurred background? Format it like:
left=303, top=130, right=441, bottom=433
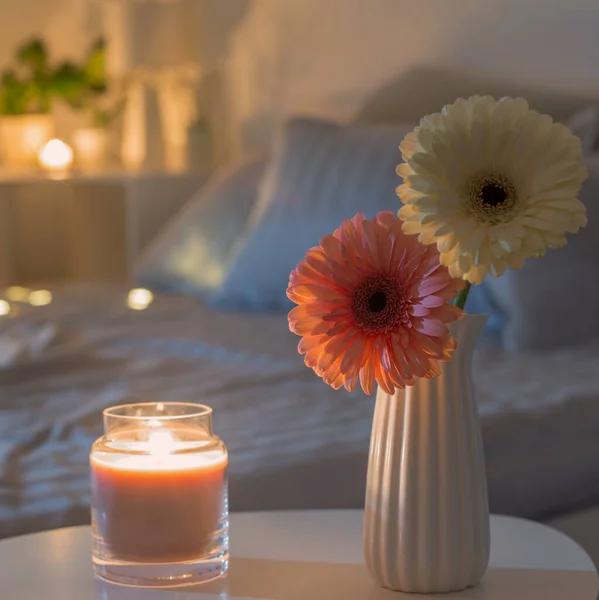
left=1, top=0, right=599, bottom=571
left=2, top=0, right=599, bottom=286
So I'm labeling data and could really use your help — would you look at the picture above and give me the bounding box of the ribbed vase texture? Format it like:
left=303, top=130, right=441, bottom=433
left=364, top=314, right=490, bottom=593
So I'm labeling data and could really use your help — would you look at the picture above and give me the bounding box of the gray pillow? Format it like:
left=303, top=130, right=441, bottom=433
left=137, top=158, right=266, bottom=296
left=484, top=158, right=599, bottom=350
left=212, top=117, right=415, bottom=311
left=565, top=106, right=599, bottom=155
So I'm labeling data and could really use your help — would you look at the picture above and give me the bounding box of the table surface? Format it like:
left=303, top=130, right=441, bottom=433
left=0, top=510, right=596, bottom=600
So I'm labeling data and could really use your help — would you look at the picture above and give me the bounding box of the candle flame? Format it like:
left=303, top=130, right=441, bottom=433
left=148, top=428, right=176, bottom=457
left=39, top=139, right=73, bottom=170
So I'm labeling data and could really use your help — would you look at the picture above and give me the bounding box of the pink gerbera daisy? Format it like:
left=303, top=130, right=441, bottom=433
left=287, top=211, right=465, bottom=395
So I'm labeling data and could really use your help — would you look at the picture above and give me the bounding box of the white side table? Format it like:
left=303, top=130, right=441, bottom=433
left=0, top=171, right=204, bottom=286
left=0, top=510, right=596, bottom=599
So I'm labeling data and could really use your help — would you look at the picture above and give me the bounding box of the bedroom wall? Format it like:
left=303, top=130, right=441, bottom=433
left=229, top=0, right=599, bottom=107
left=223, top=0, right=599, bottom=158
left=0, top=0, right=248, bottom=71
left=0, top=0, right=98, bottom=68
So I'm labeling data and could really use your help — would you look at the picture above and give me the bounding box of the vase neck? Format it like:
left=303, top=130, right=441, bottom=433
left=449, top=314, right=488, bottom=358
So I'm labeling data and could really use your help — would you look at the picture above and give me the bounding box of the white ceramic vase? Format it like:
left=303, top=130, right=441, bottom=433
left=364, top=314, right=490, bottom=593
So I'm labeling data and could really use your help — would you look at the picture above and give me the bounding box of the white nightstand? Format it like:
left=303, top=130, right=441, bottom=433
left=0, top=170, right=204, bottom=287
left=0, top=511, right=596, bottom=599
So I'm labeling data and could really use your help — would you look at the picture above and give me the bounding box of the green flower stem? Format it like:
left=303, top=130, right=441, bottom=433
left=454, top=280, right=472, bottom=311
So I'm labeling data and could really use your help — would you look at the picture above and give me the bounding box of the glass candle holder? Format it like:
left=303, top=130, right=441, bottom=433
left=90, top=403, right=228, bottom=587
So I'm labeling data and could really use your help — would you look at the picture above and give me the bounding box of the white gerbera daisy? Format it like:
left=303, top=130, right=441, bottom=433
left=396, top=96, right=588, bottom=284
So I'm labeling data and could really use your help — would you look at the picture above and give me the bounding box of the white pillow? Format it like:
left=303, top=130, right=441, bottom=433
left=138, top=158, right=266, bottom=296
left=213, top=117, right=414, bottom=311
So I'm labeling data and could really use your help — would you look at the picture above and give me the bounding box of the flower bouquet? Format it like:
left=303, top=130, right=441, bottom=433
left=287, top=96, right=587, bottom=593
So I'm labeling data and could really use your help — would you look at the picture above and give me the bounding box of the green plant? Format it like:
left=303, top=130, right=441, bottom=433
left=0, top=37, right=109, bottom=116
left=0, top=39, right=52, bottom=114
left=55, top=38, right=123, bottom=128
left=54, top=38, right=107, bottom=110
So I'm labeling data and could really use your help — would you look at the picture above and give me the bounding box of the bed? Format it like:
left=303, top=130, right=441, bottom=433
left=2, top=284, right=599, bottom=543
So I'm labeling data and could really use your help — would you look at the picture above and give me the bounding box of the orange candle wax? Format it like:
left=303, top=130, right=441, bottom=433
left=90, top=431, right=227, bottom=563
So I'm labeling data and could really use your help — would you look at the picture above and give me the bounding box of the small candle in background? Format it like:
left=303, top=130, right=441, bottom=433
left=127, top=288, right=153, bottom=310
left=90, top=402, right=229, bottom=588
left=38, top=139, right=73, bottom=176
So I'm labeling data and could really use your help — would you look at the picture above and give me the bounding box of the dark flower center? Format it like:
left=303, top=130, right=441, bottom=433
left=368, top=291, right=387, bottom=313
left=465, top=172, right=519, bottom=225
left=352, top=276, right=403, bottom=334
left=480, top=183, right=507, bottom=207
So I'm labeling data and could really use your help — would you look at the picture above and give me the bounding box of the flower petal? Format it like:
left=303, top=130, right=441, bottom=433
left=413, top=317, right=449, bottom=337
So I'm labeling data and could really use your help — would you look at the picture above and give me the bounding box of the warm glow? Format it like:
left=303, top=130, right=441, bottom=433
left=5, top=286, right=31, bottom=302
left=148, top=428, right=177, bottom=457
left=24, top=126, right=45, bottom=148
left=127, top=288, right=153, bottom=310
left=28, top=289, right=52, bottom=306
left=39, top=139, right=73, bottom=170
left=73, top=128, right=107, bottom=171
left=0, top=300, right=10, bottom=316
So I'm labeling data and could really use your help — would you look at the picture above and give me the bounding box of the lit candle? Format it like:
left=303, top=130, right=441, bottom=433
left=127, top=288, right=153, bottom=310
left=90, top=403, right=229, bottom=587
left=38, top=138, right=73, bottom=173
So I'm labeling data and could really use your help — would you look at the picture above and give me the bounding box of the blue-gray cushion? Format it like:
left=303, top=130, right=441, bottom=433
left=137, top=158, right=266, bottom=296
left=213, top=117, right=416, bottom=311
